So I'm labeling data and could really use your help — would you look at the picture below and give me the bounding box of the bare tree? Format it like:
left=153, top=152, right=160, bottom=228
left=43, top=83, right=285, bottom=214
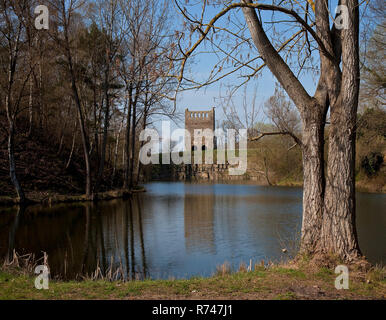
left=0, top=0, right=34, bottom=203
left=218, top=83, right=261, bottom=138
left=175, top=0, right=364, bottom=262
left=360, top=0, right=385, bottom=108
left=119, top=0, right=176, bottom=188
left=50, top=0, right=93, bottom=196
left=90, top=0, right=127, bottom=192
left=261, top=87, right=301, bottom=148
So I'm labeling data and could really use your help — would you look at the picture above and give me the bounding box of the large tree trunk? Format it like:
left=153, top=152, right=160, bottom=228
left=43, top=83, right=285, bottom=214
left=321, top=111, right=361, bottom=261
left=241, top=1, right=325, bottom=254
left=300, top=107, right=326, bottom=254
left=319, top=0, right=362, bottom=262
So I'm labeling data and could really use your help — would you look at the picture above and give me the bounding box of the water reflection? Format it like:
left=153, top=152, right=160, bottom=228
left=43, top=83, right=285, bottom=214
left=0, top=199, right=149, bottom=280
left=0, top=182, right=384, bottom=280
left=184, top=187, right=215, bottom=254
left=7, top=206, right=23, bottom=262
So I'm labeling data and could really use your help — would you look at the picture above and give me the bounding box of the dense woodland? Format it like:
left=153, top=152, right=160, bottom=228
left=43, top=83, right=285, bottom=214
left=0, top=1, right=385, bottom=263
left=0, top=0, right=178, bottom=200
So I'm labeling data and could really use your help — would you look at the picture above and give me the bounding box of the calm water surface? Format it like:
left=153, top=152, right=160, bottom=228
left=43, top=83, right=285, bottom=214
left=0, top=182, right=385, bottom=280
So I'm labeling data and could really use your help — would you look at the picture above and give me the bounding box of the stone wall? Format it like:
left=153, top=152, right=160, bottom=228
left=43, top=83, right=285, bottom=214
left=146, top=160, right=270, bottom=184
left=175, top=163, right=231, bottom=181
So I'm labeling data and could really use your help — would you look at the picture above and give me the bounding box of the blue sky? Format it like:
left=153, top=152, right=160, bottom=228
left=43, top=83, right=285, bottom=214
left=168, top=1, right=326, bottom=130
left=154, top=0, right=373, bottom=137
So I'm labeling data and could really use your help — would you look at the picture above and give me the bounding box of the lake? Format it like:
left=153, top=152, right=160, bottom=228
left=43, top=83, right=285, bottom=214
left=0, top=182, right=385, bottom=280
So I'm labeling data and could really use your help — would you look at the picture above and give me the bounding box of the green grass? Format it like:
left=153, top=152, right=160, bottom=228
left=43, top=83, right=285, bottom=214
left=1, top=264, right=385, bottom=300
left=315, top=267, right=334, bottom=280
left=275, top=292, right=297, bottom=300
left=274, top=267, right=307, bottom=279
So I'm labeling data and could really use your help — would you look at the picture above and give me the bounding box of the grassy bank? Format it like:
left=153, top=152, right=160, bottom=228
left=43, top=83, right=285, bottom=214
left=1, top=262, right=384, bottom=300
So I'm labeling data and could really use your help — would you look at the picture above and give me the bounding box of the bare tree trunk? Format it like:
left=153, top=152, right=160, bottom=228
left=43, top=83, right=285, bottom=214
left=123, top=85, right=133, bottom=189
left=93, top=85, right=100, bottom=167
left=321, top=110, right=361, bottom=261
left=262, top=156, right=272, bottom=186
left=57, top=103, right=72, bottom=155
left=62, top=10, right=92, bottom=197
left=242, top=2, right=325, bottom=253
left=319, top=0, right=362, bottom=261
left=135, top=131, right=144, bottom=185
left=69, top=74, right=92, bottom=197
left=8, top=122, right=25, bottom=203
left=129, top=79, right=142, bottom=189
left=38, top=55, right=43, bottom=131
left=27, top=75, right=33, bottom=137
left=95, top=81, right=111, bottom=192
left=65, top=120, right=78, bottom=169
left=135, top=101, right=148, bottom=185
left=129, top=100, right=137, bottom=189
left=112, top=105, right=126, bottom=186
left=300, top=109, right=326, bottom=254
left=2, top=9, right=26, bottom=203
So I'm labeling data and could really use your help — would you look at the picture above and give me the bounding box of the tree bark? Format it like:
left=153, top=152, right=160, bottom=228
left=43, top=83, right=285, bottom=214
left=94, top=75, right=111, bottom=192
left=69, top=67, right=92, bottom=197
left=135, top=84, right=149, bottom=186
left=112, top=102, right=126, bottom=186
left=27, top=75, right=33, bottom=137
left=320, top=0, right=361, bottom=261
left=65, top=120, right=78, bottom=170
left=241, top=1, right=324, bottom=253
left=92, top=84, right=100, bottom=168
left=123, top=84, right=133, bottom=189
left=135, top=112, right=147, bottom=186
left=300, top=106, right=326, bottom=253
left=4, top=25, right=26, bottom=203
left=129, top=97, right=137, bottom=189
left=8, top=123, right=25, bottom=203
left=62, top=6, right=92, bottom=197
left=321, top=109, right=361, bottom=260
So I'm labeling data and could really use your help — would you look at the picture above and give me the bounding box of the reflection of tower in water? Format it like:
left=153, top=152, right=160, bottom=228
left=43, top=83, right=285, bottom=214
left=184, top=192, right=215, bottom=253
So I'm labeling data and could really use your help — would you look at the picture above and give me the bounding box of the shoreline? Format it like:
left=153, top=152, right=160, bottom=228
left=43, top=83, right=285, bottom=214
left=0, top=187, right=146, bottom=207
left=1, top=261, right=384, bottom=300
left=1, top=179, right=384, bottom=208
left=149, top=179, right=385, bottom=194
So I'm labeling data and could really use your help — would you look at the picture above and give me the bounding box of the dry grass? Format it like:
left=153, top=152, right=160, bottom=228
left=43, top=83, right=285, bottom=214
left=1, top=256, right=384, bottom=300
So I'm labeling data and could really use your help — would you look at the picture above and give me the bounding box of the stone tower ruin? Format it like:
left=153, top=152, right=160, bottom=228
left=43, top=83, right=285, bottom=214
left=185, top=107, right=216, bottom=151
